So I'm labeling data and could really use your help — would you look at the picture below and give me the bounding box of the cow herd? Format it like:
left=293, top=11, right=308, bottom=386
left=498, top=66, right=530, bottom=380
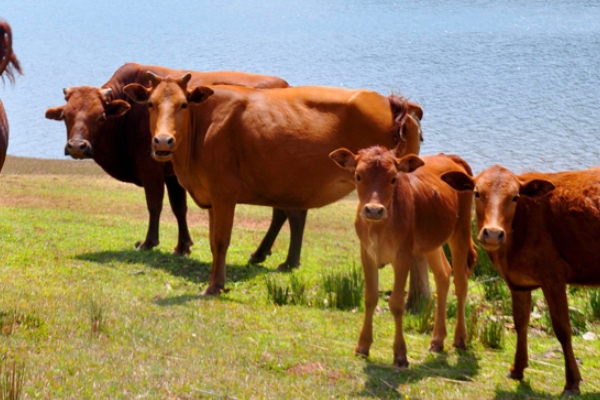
left=1, top=20, right=598, bottom=396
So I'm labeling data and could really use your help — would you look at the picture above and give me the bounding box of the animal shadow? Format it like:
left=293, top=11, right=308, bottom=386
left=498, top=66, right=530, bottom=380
left=357, top=350, right=480, bottom=398
left=76, top=248, right=269, bottom=287
left=493, top=379, right=600, bottom=399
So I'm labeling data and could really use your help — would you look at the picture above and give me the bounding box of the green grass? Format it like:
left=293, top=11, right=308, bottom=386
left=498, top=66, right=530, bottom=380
left=0, top=156, right=600, bottom=398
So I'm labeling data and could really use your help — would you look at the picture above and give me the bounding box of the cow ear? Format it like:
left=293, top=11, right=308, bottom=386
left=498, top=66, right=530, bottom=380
left=441, top=171, right=475, bottom=192
left=407, top=101, right=423, bottom=122
left=396, top=154, right=424, bottom=173
left=329, top=148, right=357, bottom=171
left=123, top=83, right=150, bottom=104
left=45, top=106, right=65, bottom=121
left=188, top=86, right=214, bottom=104
left=104, top=99, right=131, bottom=118
left=520, top=179, right=555, bottom=198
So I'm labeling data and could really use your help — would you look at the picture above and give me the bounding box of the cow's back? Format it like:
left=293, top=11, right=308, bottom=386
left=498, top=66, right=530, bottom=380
left=514, top=168, right=600, bottom=284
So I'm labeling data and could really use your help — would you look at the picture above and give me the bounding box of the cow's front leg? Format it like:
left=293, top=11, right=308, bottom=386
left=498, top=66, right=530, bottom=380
left=509, top=289, right=531, bottom=381
left=389, top=251, right=412, bottom=368
left=165, top=175, right=193, bottom=256
left=136, top=178, right=164, bottom=251
left=424, top=248, right=450, bottom=353
left=203, top=202, right=236, bottom=296
left=356, top=245, right=379, bottom=358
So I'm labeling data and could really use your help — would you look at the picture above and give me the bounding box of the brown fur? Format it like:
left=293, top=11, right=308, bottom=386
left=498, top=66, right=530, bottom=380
left=123, top=74, right=423, bottom=295
left=442, top=164, right=600, bottom=395
left=331, top=148, right=475, bottom=367
left=0, top=20, right=22, bottom=173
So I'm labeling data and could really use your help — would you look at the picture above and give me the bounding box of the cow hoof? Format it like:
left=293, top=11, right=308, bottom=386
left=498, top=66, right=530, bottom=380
left=355, top=347, right=369, bottom=358
left=201, top=285, right=224, bottom=296
left=248, top=250, right=271, bottom=264
left=135, top=240, right=158, bottom=251
left=561, top=388, right=580, bottom=396
left=277, top=262, right=300, bottom=272
left=428, top=342, right=444, bottom=353
left=507, top=370, right=524, bottom=381
left=393, top=358, right=409, bottom=369
left=173, top=242, right=193, bottom=256
left=453, top=338, right=467, bottom=352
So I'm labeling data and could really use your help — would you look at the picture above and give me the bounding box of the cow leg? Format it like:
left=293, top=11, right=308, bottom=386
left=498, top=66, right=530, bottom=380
left=509, top=289, right=532, bottom=381
left=542, top=284, right=582, bottom=395
left=136, top=178, right=164, bottom=251
left=389, top=252, right=412, bottom=368
left=447, top=236, right=470, bottom=351
left=424, top=248, right=451, bottom=352
left=248, top=208, right=287, bottom=264
left=355, top=245, right=379, bottom=359
left=165, top=175, right=193, bottom=256
left=203, top=202, right=236, bottom=296
left=277, top=209, right=307, bottom=272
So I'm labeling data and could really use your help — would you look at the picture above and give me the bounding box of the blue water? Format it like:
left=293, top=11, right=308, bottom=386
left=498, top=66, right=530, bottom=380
left=1, top=0, right=599, bottom=174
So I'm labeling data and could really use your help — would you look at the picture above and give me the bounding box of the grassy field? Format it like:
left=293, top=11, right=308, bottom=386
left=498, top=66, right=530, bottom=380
left=0, top=155, right=599, bottom=399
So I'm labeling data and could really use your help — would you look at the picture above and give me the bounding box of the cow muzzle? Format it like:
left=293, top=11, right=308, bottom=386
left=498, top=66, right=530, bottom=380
left=478, top=226, right=506, bottom=251
left=360, top=203, right=388, bottom=221
left=152, top=134, right=176, bottom=162
left=65, top=138, right=93, bottom=159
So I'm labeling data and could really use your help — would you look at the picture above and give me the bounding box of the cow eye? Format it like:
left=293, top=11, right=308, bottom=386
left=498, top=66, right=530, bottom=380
left=391, top=177, right=397, bottom=185
left=181, top=102, right=188, bottom=109
left=512, top=195, right=519, bottom=202
left=474, top=191, right=480, bottom=198
left=148, top=102, right=153, bottom=109
left=356, top=174, right=361, bottom=182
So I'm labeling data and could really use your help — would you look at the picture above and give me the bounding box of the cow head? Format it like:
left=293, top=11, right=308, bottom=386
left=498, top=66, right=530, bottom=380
left=442, top=165, right=555, bottom=251
left=123, top=72, right=214, bottom=162
left=330, top=146, right=424, bottom=221
left=45, top=86, right=131, bottom=159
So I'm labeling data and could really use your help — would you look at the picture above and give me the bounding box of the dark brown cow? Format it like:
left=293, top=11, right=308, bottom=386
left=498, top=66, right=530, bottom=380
left=45, top=63, right=306, bottom=260
left=442, top=164, right=600, bottom=395
left=0, top=20, right=22, bottom=172
left=123, top=73, right=422, bottom=295
left=330, top=147, right=475, bottom=367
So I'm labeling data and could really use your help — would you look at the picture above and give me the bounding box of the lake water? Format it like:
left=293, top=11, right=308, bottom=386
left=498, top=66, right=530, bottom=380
left=1, top=0, right=599, bottom=174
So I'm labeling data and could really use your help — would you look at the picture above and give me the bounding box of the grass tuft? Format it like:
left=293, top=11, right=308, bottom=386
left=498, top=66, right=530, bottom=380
left=480, top=309, right=505, bottom=350
left=0, top=358, right=25, bottom=400
left=321, top=265, right=364, bottom=310
left=88, top=299, right=106, bottom=337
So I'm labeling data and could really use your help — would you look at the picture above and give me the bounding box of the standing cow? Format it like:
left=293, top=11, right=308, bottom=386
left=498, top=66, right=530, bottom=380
left=0, top=20, right=22, bottom=172
left=123, top=73, right=423, bottom=295
left=45, top=63, right=306, bottom=259
left=442, top=164, right=600, bottom=395
left=330, top=147, right=475, bottom=366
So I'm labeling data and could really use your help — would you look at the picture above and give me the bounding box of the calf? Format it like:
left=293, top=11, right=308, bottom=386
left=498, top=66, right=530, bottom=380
left=442, top=164, right=600, bottom=395
left=330, top=147, right=475, bottom=368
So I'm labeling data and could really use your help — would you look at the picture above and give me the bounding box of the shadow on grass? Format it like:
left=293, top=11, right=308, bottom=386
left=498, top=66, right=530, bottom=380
left=357, top=349, right=480, bottom=398
left=493, top=379, right=600, bottom=399
left=76, top=249, right=270, bottom=287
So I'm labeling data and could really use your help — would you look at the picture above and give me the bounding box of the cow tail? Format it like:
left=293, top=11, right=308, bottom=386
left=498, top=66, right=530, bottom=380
left=466, top=239, right=477, bottom=278
left=388, top=94, right=409, bottom=155
left=0, top=21, right=22, bottom=84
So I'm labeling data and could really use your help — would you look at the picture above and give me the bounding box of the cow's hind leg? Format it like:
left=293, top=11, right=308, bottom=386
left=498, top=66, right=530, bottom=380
left=424, top=248, right=451, bottom=352
left=447, top=235, right=470, bottom=351
left=389, top=252, right=412, bottom=368
left=509, top=289, right=531, bottom=381
left=136, top=178, right=164, bottom=251
left=277, top=209, right=307, bottom=272
left=542, top=284, right=582, bottom=395
left=165, top=175, right=193, bottom=256
left=248, top=208, right=287, bottom=264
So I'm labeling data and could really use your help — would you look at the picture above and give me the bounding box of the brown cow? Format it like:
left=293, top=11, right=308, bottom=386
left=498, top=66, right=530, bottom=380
left=45, top=63, right=308, bottom=262
left=123, top=73, right=422, bottom=295
left=442, top=164, right=600, bottom=395
left=0, top=20, right=22, bottom=172
left=330, top=147, right=475, bottom=367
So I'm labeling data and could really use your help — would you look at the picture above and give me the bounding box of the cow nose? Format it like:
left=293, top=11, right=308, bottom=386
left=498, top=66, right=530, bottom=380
left=480, top=226, right=506, bottom=245
left=153, top=134, right=175, bottom=151
left=362, top=203, right=387, bottom=220
left=65, top=139, right=92, bottom=158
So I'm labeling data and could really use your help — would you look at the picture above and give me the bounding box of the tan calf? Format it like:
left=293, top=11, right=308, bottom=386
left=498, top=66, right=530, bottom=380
left=330, top=147, right=475, bottom=368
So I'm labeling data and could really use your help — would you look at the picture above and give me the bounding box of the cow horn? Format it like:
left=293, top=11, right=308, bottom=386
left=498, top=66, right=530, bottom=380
left=146, top=71, right=159, bottom=86
left=100, top=88, right=113, bottom=100
left=63, top=87, right=68, bottom=95
left=181, top=73, right=192, bottom=86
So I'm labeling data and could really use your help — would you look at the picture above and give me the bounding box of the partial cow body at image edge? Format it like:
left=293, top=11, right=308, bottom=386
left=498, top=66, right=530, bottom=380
left=45, top=63, right=309, bottom=262
left=0, top=20, right=22, bottom=172
left=442, top=164, right=600, bottom=395
left=123, top=73, right=423, bottom=295
left=330, top=148, right=476, bottom=367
